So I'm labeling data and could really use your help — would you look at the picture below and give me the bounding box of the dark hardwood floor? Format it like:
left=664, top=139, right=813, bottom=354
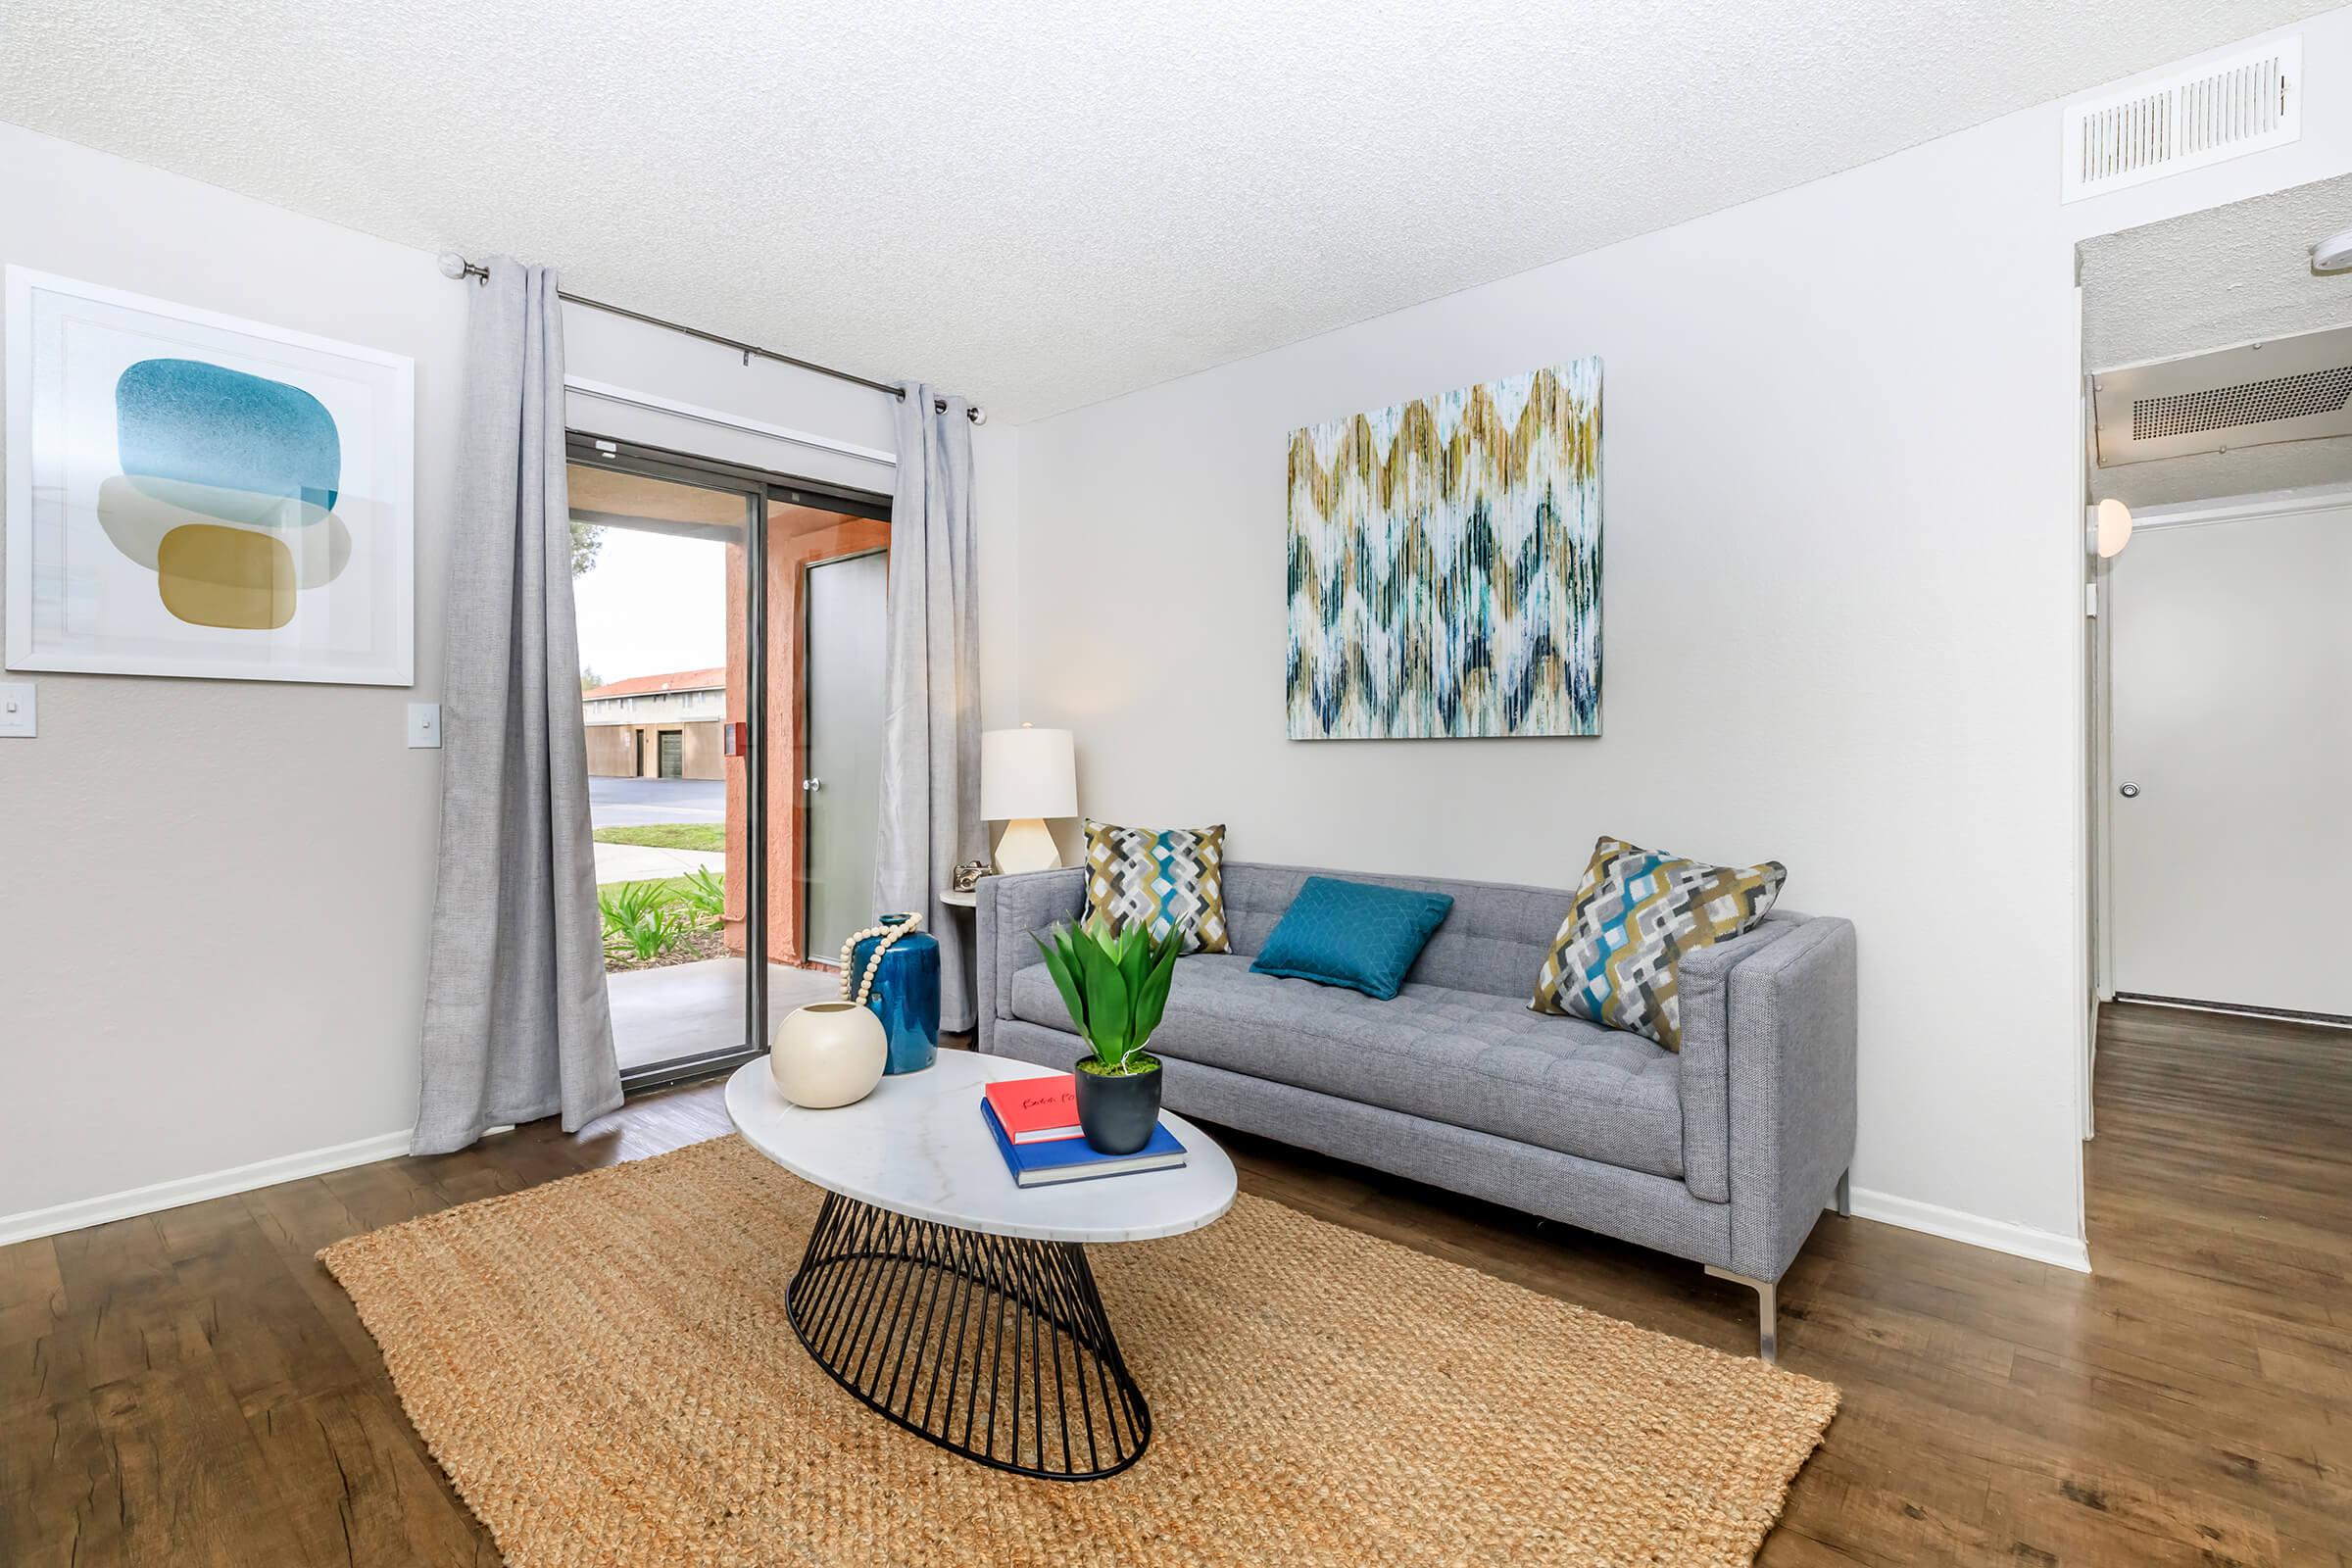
left=3, top=1003, right=2345, bottom=1565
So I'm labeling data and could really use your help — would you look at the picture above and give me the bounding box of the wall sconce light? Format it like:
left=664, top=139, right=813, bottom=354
left=2087, top=498, right=2133, bottom=559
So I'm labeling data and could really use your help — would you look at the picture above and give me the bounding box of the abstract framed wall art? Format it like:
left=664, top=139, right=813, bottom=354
left=1286, top=359, right=1600, bottom=740
left=5, top=268, right=414, bottom=684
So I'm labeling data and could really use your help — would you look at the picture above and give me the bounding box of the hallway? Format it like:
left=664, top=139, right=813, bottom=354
left=2073, top=1004, right=2352, bottom=1561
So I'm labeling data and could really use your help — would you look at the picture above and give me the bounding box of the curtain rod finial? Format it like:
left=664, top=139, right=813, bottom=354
left=436, top=252, right=469, bottom=281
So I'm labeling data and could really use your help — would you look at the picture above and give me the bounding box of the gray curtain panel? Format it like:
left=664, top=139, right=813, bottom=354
left=875, top=382, right=985, bottom=1032
left=412, top=259, right=622, bottom=1155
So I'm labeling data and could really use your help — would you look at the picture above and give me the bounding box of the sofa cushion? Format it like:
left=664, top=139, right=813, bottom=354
left=1222, top=862, right=1568, bottom=999
left=1249, top=876, right=1454, bottom=1000
left=1011, top=954, right=1685, bottom=1180
left=1084, top=818, right=1230, bottom=953
left=1533, top=836, right=1786, bottom=1052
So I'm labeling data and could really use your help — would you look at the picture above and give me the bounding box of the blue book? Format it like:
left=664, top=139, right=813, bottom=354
left=980, top=1099, right=1188, bottom=1187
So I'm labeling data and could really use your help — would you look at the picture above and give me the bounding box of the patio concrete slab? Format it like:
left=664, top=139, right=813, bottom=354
left=606, top=956, right=841, bottom=1072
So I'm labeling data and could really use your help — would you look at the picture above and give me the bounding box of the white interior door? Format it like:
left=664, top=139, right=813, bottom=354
left=2108, top=498, right=2352, bottom=1015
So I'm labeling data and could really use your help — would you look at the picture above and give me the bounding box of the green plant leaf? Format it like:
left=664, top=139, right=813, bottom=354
left=1054, top=928, right=1091, bottom=1032
left=1116, top=920, right=1149, bottom=1001
left=599, top=880, right=692, bottom=961
left=1071, top=924, right=1131, bottom=1066
left=1035, top=928, right=1089, bottom=1039
left=1130, top=927, right=1183, bottom=1049
left=1089, top=914, right=1122, bottom=960
left=677, top=866, right=726, bottom=926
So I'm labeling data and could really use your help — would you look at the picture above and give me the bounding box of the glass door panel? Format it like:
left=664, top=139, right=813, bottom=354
left=566, top=449, right=763, bottom=1082
left=803, top=549, right=889, bottom=963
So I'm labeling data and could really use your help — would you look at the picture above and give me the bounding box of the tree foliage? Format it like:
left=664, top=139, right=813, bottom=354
left=570, top=519, right=605, bottom=577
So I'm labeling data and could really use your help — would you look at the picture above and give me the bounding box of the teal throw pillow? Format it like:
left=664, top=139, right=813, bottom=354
left=1249, top=876, right=1454, bottom=1001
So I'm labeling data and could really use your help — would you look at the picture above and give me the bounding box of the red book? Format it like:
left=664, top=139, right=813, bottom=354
left=981, top=1075, right=1084, bottom=1145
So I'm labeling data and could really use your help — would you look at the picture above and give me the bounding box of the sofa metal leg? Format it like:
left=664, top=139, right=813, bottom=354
left=1704, top=1265, right=1779, bottom=1363
left=1834, top=1168, right=1852, bottom=1217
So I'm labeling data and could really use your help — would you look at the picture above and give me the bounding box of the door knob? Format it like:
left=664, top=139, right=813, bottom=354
left=2118, top=781, right=2139, bottom=799
left=802, top=777, right=822, bottom=792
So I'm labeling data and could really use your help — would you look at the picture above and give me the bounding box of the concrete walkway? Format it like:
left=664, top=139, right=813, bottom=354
left=594, top=842, right=727, bottom=886
left=606, top=957, right=840, bottom=1071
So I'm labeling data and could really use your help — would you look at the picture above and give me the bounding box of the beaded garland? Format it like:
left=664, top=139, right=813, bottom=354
left=838, top=912, right=925, bottom=1005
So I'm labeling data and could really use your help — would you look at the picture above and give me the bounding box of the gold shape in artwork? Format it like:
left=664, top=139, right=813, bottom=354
left=156, top=523, right=298, bottom=629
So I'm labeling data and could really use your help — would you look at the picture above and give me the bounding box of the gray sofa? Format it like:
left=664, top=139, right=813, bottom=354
left=976, top=860, right=1858, bottom=1360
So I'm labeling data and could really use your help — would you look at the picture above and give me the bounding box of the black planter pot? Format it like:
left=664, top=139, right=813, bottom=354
left=1073, top=1055, right=1163, bottom=1155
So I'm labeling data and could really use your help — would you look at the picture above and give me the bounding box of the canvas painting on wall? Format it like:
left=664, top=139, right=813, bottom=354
left=1286, top=359, right=1600, bottom=740
left=5, top=268, right=414, bottom=684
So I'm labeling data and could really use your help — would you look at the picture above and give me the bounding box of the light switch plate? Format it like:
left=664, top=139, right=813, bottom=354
left=0, top=682, right=33, bottom=738
left=408, top=702, right=441, bottom=749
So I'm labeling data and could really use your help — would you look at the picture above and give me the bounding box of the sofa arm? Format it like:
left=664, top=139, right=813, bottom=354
left=974, top=868, right=1087, bottom=1055
left=1677, top=916, right=1808, bottom=1203
left=1719, top=916, right=1858, bottom=1281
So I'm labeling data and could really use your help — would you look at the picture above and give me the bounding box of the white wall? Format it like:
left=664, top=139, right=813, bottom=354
left=0, top=121, right=1017, bottom=1236
left=1005, top=16, right=2352, bottom=1262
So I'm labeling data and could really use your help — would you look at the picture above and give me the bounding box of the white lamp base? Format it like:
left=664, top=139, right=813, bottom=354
left=993, top=817, right=1062, bottom=875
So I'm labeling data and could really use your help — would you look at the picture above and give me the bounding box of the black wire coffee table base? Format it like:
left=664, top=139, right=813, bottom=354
left=785, top=1191, right=1152, bottom=1481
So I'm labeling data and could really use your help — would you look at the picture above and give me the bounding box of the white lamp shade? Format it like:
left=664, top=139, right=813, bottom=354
left=980, top=727, right=1077, bottom=820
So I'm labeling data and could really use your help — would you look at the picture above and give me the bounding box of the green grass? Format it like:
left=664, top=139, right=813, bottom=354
left=593, top=823, right=725, bottom=853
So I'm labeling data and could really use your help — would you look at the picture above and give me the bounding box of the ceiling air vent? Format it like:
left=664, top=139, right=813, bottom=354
left=2063, top=36, right=2301, bottom=202
left=2092, top=323, right=2352, bottom=466
left=2131, top=367, right=2352, bottom=441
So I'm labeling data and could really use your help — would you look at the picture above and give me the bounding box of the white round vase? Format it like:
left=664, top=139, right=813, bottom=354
left=770, top=1002, right=887, bottom=1108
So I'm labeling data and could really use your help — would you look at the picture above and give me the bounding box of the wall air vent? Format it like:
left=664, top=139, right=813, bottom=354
left=2093, top=324, right=2352, bottom=466
left=2063, top=36, right=2301, bottom=203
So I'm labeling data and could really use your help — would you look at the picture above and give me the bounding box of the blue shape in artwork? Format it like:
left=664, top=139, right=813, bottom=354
left=115, top=359, right=341, bottom=514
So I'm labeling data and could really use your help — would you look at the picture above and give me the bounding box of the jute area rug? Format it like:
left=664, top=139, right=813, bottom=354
left=322, top=1136, right=1837, bottom=1566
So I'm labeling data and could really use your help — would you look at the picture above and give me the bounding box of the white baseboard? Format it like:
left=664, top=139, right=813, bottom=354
left=0, top=1128, right=416, bottom=1248
left=1846, top=1186, right=2091, bottom=1273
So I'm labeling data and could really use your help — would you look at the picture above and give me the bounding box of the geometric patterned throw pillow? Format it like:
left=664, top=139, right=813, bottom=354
left=1531, top=836, right=1786, bottom=1052
left=1083, top=819, right=1230, bottom=955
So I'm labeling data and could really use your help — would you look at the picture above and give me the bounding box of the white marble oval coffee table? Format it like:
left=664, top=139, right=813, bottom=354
left=726, top=1050, right=1236, bottom=1480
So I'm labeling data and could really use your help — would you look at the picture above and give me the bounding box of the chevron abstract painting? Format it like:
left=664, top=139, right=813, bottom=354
left=1286, top=360, right=1601, bottom=740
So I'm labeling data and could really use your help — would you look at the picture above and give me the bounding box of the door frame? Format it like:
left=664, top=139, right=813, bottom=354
left=564, top=433, right=772, bottom=1090
left=2090, top=480, right=2352, bottom=1012
left=799, top=545, right=891, bottom=967
left=565, top=429, right=891, bottom=1090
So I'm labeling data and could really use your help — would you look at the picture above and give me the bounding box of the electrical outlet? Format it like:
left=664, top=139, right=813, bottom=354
left=408, top=703, right=441, bottom=748
left=0, top=683, right=33, bottom=738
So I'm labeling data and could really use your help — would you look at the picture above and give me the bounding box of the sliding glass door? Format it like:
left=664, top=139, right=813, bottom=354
left=565, top=432, right=891, bottom=1088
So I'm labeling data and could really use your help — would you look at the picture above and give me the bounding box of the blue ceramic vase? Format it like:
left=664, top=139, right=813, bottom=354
left=852, top=914, right=940, bottom=1075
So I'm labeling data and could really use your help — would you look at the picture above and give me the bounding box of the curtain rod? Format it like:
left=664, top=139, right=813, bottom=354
left=435, top=253, right=983, bottom=423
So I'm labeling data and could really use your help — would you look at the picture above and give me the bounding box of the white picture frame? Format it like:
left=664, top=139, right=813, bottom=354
left=5, top=267, right=415, bottom=684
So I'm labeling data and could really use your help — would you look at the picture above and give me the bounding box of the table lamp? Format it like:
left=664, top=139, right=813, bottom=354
left=980, top=724, right=1077, bottom=874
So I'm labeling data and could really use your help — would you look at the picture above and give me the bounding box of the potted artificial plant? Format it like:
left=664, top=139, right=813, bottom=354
left=1034, top=918, right=1184, bottom=1154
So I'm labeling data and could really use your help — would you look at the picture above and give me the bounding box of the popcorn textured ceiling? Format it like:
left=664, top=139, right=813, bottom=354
left=2, top=0, right=2334, bottom=421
